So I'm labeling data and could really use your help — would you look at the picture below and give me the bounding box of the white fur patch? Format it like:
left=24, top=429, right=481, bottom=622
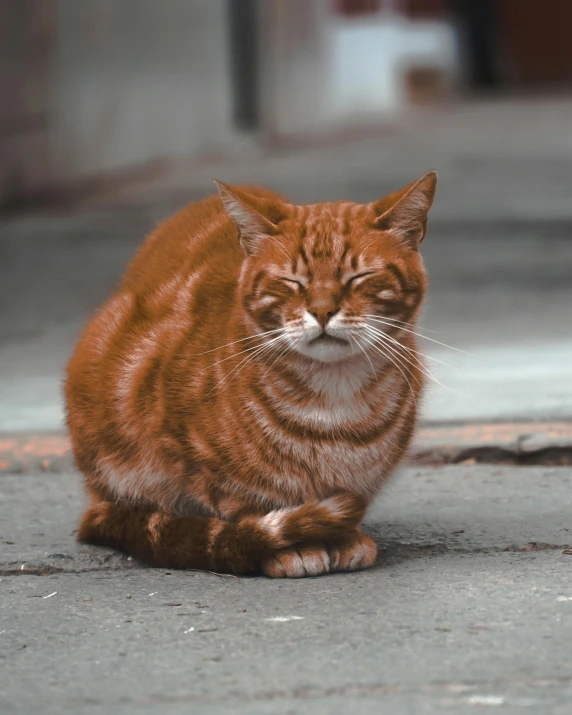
left=90, top=292, right=134, bottom=357
left=258, top=508, right=296, bottom=537
left=97, top=457, right=167, bottom=504
left=318, top=496, right=346, bottom=518
left=255, top=294, right=281, bottom=309
left=300, top=550, right=330, bottom=576
left=173, top=271, right=203, bottom=314
left=347, top=542, right=375, bottom=570
left=304, top=360, right=372, bottom=401
left=288, top=404, right=364, bottom=429
left=302, top=310, right=321, bottom=333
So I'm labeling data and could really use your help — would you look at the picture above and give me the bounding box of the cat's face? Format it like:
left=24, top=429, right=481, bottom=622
left=217, top=174, right=436, bottom=364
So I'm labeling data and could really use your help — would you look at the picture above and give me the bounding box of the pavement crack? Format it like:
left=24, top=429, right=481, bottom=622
left=51, top=674, right=572, bottom=708
left=412, top=445, right=572, bottom=467
left=0, top=564, right=143, bottom=577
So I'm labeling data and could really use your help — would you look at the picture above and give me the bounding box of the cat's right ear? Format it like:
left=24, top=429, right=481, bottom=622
left=214, top=181, right=278, bottom=256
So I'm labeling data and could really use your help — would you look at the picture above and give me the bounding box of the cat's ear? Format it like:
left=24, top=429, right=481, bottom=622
left=214, top=181, right=281, bottom=256
left=371, top=171, right=437, bottom=249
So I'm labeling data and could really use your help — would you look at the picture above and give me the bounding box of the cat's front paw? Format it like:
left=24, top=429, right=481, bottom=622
left=261, top=544, right=330, bottom=578
left=327, top=532, right=377, bottom=572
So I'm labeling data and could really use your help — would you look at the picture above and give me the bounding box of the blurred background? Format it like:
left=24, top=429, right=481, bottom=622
left=1, top=0, right=571, bottom=433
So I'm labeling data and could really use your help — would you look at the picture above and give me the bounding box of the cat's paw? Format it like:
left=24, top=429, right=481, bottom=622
left=327, top=532, right=377, bottom=572
left=261, top=544, right=330, bottom=578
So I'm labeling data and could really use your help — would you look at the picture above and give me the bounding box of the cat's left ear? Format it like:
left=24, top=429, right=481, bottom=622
left=215, top=181, right=282, bottom=256
left=372, top=171, right=438, bottom=249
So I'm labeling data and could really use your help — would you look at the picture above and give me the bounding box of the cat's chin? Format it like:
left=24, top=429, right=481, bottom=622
left=294, top=339, right=356, bottom=364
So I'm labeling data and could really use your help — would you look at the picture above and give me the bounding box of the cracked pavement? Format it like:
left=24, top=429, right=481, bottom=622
left=2, top=466, right=572, bottom=714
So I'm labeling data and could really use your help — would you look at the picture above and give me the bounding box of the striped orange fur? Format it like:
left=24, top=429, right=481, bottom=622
left=65, top=171, right=437, bottom=577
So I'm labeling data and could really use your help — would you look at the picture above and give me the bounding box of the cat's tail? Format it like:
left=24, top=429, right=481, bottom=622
left=77, top=493, right=367, bottom=574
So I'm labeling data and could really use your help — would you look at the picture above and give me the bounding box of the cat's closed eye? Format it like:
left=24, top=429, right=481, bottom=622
left=280, top=277, right=305, bottom=291
left=345, top=271, right=375, bottom=287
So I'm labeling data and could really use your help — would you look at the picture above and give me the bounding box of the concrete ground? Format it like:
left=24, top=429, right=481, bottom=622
left=1, top=98, right=572, bottom=714
left=2, top=466, right=572, bottom=714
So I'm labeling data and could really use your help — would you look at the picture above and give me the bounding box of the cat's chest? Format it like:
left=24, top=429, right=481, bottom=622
left=239, top=367, right=404, bottom=499
left=268, top=394, right=397, bottom=496
left=288, top=425, right=390, bottom=490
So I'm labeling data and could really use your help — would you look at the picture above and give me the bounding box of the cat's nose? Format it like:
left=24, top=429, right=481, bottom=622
left=310, top=308, right=339, bottom=330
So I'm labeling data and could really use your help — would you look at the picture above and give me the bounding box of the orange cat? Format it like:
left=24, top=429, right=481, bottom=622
left=65, top=171, right=437, bottom=577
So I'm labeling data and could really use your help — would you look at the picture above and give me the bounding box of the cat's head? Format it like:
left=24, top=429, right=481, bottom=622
left=215, top=172, right=437, bottom=364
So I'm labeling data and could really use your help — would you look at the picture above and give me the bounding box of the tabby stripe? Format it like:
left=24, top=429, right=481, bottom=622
left=385, top=263, right=408, bottom=293
left=247, top=376, right=410, bottom=446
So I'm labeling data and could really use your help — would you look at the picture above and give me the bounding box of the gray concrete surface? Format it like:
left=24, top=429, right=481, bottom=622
left=50, top=0, right=234, bottom=184
left=1, top=466, right=572, bottom=714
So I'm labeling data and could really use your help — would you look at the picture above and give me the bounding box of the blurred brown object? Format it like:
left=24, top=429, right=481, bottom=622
left=404, top=0, right=449, bottom=18
left=334, top=0, right=381, bottom=16
left=404, top=66, right=451, bottom=104
left=500, top=0, right=572, bottom=85
left=335, top=0, right=450, bottom=18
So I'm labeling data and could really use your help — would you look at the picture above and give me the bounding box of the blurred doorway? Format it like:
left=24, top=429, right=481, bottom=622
left=228, top=0, right=260, bottom=131
left=499, top=0, right=572, bottom=86
left=455, top=0, right=572, bottom=89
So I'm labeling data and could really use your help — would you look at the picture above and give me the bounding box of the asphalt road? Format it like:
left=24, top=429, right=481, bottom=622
left=2, top=465, right=571, bottom=714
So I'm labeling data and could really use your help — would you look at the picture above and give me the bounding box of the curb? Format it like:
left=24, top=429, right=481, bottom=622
left=411, top=422, right=572, bottom=466
left=1, top=423, right=572, bottom=474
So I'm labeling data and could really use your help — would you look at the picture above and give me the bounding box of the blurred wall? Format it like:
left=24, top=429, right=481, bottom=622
left=50, top=0, right=234, bottom=183
left=0, top=0, right=53, bottom=203
left=259, top=0, right=332, bottom=139
left=0, top=0, right=234, bottom=205
left=4, top=0, right=571, bottom=206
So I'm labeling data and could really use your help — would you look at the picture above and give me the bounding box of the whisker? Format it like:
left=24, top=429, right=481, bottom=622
left=192, top=328, right=285, bottom=356
left=348, top=331, right=377, bottom=379
left=370, top=315, right=439, bottom=334
left=363, top=323, right=453, bottom=367
left=271, top=238, right=295, bottom=264
left=360, top=334, right=419, bottom=407
left=206, top=333, right=285, bottom=368
left=364, top=326, right=438, bottom=384
left=364, top=315, right=479, bottom=356
left=232, top=335, right=293, bottom=387
left=363, top=326, right=463, bottom=396
left=362, top=329, right=424, bottom=388
left=356, top=238, right=378, bottom=265
left=346, top=319, right=447, bottom=366
left=209, top=336, right=286, bottom=394
left=261, top=337, right=296, bottom=379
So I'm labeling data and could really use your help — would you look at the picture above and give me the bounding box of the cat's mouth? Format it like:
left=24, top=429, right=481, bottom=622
left=309, top=333, right=348, bottom=347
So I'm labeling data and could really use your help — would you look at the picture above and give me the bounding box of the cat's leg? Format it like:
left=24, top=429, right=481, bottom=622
left=260, top=544, right=331, bottom=578
left=260, top=531, right=377, bottom=578
left=327, top=531, right=377, bottom=573
left=78, top=492, right=366, bottom=574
